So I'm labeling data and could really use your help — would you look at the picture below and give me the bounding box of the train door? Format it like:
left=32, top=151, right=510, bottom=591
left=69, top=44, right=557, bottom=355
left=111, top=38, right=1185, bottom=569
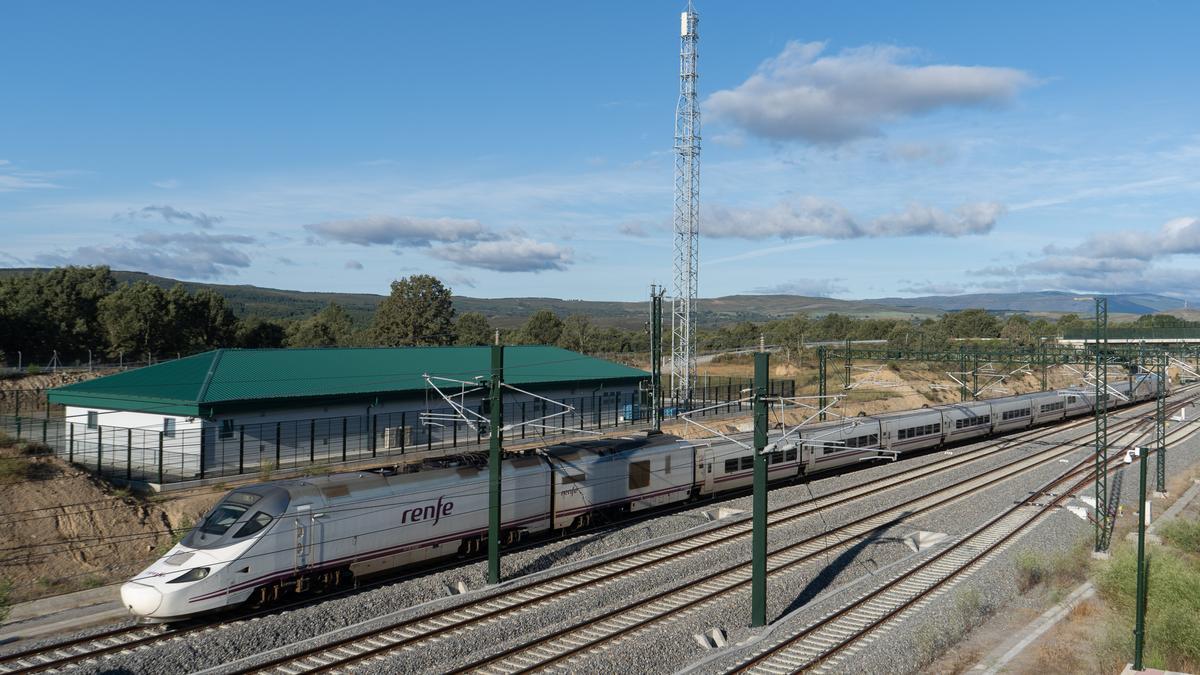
left=701, top=446, right=715, bottom=494
left=293, top=504, right=317, bottom=574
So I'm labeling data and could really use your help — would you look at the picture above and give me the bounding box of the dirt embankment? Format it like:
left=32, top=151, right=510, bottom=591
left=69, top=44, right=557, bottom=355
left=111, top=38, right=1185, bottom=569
left=0, top=436, right=221, bottom=604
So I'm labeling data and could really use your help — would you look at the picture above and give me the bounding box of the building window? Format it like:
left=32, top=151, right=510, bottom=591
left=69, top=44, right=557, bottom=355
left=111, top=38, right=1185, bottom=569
left=87, top=411, right=98, bottom=429
left=163, top=418, right=176, bottom=438
left=219, top=419, right=235, bottom=440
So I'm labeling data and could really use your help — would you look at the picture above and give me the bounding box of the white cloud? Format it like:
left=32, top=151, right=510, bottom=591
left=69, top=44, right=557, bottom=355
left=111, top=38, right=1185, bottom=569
left=0, top=160, right=63, bottom=192
left=431, top=236, right=574, bottom=273
left=751, top=278, right=848, bottom=297
left=344, top=260, right=364, bottom=270
left=706, top=41, right=1032, bottom=144
left=617, top=220, right=652, bottom=238
left=152, top=179, right=181, bottom=189
left=37, top=232, right=254, bottom=280
left=703, top=198, right=1004, bottom=240
left=118, top=204, right=223, bottom=228
left=304, top=215, right=487, bottom=247
left=1047, top=216, right=1200, bottom=261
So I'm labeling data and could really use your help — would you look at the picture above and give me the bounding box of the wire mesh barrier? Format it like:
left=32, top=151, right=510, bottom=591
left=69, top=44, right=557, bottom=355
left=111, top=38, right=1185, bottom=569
left=0, top=376, right=795, bottom=486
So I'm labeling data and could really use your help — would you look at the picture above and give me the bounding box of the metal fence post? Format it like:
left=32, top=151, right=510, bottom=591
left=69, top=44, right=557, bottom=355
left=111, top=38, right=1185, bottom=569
left=521, top=402, right=527, bottom=439
left=238, top=426, right=245, bottom=475
left=341, top=417, right=348, bottom=463
left=68, top=424, right=74, bottom=463
left=158, top=431, right=164, bottom=484
left=97, top=425, right=103, bottom=474
left=199, top=426, right=207, bottom=479
left=126, top=428, right=132, bottom=481
left=400, top=412, right=406, bottom=453
left=41, top=419, right=47, bottom=444
left=371, top=414, right=377, bottom=458
left=275, top=422, right=281, bottom=467
left=15, top=415, right=20, bottom=440
left=309, top=419, right=316, bottom=463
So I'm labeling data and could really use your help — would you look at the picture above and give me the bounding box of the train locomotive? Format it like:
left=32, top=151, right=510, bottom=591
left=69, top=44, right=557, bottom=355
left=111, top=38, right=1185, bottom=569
left=121, top=374, right=1163, bottom=621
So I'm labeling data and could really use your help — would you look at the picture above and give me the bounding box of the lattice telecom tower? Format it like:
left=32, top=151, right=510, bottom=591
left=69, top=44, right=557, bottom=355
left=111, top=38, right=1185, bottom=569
left=671, top=0, right=700, bottom=405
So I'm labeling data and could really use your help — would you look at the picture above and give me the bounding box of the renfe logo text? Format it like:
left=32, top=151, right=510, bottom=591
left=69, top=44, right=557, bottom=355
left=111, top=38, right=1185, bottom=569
left=400, top=495, right=454, bottom=526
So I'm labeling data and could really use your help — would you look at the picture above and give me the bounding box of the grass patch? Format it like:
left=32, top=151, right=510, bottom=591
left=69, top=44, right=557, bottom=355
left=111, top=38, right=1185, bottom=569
left=1094, top=542, right=1200, bottom=671
left=1160, top=518, right=1200, bottom=554
left=1014, top=541, right=1091, bottom=593
left=18, top=441, right=52, bottom=456
left=301, top=463, right=331, bottom=477
left=0, top=430, right=14, bottom=448
left=0, top=578, right=10, bottom=622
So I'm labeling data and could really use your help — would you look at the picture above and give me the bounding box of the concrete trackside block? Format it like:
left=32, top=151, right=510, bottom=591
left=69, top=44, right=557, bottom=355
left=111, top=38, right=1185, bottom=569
left=704, top=507, right=746, bottom=522
left=903, top=530, right=948, bottom=553
left=693, top=627, right=728, bottom=650
left=444, top=580, right=469, bottom=596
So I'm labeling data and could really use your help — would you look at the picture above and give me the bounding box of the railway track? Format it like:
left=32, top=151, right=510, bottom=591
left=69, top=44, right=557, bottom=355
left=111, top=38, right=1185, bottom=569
left=2, top=394, right=1184, bottom=674
left=237, top=395, right=1196, bottom=674
left=728, top=416, right=1200, bottom=674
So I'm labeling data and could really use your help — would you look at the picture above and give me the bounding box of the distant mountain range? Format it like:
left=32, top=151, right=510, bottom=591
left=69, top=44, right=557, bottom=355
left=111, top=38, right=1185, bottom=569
left=1, top=268, right=1193, bottom=328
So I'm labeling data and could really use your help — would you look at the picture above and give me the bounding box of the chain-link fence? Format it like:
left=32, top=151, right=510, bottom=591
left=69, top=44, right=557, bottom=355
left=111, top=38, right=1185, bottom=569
left=0, top=376, right=795, bottom=486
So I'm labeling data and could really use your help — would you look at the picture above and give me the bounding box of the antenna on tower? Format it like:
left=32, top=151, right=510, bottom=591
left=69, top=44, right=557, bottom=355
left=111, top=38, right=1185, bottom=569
left=671, top=0, right=700, bottom=409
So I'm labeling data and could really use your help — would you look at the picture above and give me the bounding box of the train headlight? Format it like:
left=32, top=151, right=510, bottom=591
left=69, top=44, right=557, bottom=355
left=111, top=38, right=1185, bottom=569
left=167, top=567, right=211, bottom=584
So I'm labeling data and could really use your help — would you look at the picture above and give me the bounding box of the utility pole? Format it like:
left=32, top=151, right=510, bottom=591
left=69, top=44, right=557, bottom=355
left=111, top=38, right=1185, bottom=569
left=651, top=285, right=665, bottom=431
left=817, top=346, right=827, bottom=422
left=1134, top=445, right=1149, bottom=670
left=670, top=0, right=700, bottom=409
left=488, top=344, right=504, bottom=584
left=751, top=348, right=769, bottom=627
left=1095, top=297, right=1110, bottom=552
left=1155, top=350, right=1167, bottom=494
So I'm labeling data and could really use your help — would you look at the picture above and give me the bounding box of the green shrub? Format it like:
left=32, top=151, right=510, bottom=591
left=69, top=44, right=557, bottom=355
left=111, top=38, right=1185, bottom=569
left=1160, top=518, right=1200, bottom=554
left=1015, top=549, right=1047, bottom=591
left=259, top=460, right=275, bottom=483
left=1095, top=543, right=1200, bottom=671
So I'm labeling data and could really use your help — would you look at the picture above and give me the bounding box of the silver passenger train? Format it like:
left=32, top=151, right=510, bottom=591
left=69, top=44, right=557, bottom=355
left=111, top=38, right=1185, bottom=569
left=121, top=375, right=1163, bottom=620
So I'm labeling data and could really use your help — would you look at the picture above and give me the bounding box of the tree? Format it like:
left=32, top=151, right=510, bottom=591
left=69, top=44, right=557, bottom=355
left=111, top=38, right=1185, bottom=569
left=286, top=303, right=355, bottom=348
left=454, top=312, right=493, bottom=346
left=0, top=266, right=115, bottom=363
left=236, top=317, right=287, bottom=348
left=943, top=308, right=1001, bottom=338
left=371, top=275, right=455, bottom=346
left=522, top=310, right=564, bottom=345
left=1000, top=314, right=1034, bottom=346
left=98, top=281, right=170, bottom=359
left=559, top=314, right=592, bottom=352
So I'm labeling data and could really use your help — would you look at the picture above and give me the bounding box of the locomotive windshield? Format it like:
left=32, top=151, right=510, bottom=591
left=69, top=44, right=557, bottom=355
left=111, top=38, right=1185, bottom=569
left=182, top=489, right=284, bottom=550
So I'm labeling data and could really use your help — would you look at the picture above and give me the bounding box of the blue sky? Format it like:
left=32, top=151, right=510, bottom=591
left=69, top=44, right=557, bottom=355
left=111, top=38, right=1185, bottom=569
left=2, top=2, right=1199, bottom=301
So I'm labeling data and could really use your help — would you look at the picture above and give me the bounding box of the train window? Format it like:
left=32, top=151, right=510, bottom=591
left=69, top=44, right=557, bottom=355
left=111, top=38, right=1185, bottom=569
left=725, top=458, right=739, bottom=473
left=561, top=473, right=584, bottom=484
left=868, top=434, right=879, bottom=446
left=235, top=512, right=273, bottom=538
left=785, top=447, right=797, bottom=461
left=665, top=456, right=672, bottom=474
left=740, top=456, right=754, bottom=470
left=1068, top=396, right=1077, bottom=404
left=629, top=461, right=651, bottom=489
left=198, top=503, right=248, bottom=537
left=770, top=451, right=783, bottom=464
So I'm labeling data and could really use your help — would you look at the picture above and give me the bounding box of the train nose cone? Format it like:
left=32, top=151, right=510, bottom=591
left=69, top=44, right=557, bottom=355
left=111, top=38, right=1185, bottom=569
left=120, top=581, right=162, bottom=616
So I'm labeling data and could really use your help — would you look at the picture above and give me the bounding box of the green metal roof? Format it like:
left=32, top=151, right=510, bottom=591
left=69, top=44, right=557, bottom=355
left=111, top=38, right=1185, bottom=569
left=49, top=346, right=648, bottom=416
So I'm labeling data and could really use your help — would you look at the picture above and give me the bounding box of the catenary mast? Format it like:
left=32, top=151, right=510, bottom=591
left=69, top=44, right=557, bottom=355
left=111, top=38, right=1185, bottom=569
left=671, top=0, right=700, bottom=406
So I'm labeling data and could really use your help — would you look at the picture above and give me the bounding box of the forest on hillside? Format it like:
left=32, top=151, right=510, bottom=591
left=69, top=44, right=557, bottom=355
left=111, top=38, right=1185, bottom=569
left=2, top=266, right=1195, bottom=368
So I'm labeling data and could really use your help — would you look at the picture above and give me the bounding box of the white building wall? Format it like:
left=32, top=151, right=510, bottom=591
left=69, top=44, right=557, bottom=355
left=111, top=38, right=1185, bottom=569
left=59, top=380, right=643, bottom=483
